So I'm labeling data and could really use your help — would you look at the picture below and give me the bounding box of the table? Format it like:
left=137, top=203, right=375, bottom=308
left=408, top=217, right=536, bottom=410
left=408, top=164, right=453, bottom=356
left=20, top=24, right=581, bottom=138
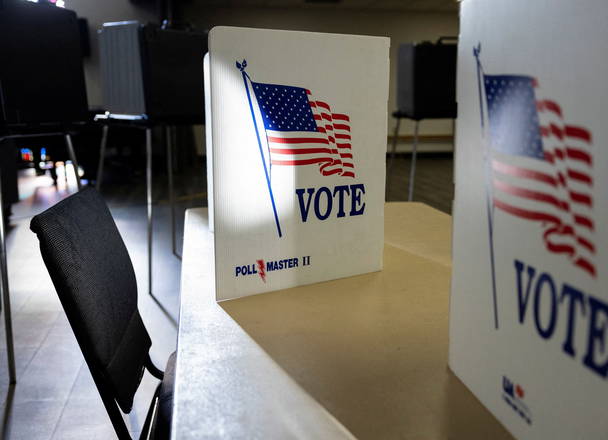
left=174, top=202, right=515, bottom=439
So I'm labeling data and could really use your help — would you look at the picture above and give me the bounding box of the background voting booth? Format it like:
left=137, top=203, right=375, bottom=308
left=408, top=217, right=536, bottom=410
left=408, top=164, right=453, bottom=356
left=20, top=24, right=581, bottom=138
left=450, top=0, right=608, bottom=439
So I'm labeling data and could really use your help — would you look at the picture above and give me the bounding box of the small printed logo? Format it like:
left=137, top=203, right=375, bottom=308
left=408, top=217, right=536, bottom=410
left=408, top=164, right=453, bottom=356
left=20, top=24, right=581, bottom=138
left=502, top=376, right=532, bottom=425
left=234, top=256, right=309, bottom=282
left=256, top=259, right=266, bottom=283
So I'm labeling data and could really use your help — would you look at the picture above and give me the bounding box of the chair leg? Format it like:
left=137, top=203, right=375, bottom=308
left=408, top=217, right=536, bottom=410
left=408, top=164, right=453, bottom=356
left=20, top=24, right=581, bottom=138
left=96, top=125, right=109, bottom=192
left=139, top=383, right=161, bottom=440
left=146, top=128, right=153, bottom=297
left=95, top=382, right=132, bottom=440
left=389, top=117, right=401, bottom=172
left=64, top=134, right=82, bottom=191
left=145, top=353, right=164, bottom=381
left=386, top=117, right=401, bottom=201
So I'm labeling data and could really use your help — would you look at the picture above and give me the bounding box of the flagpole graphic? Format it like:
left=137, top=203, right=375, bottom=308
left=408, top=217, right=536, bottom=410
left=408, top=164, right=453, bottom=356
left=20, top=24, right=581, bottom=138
left=474, top=44, right=500, bottom=330
left=238, top=59, right=283, bottom=238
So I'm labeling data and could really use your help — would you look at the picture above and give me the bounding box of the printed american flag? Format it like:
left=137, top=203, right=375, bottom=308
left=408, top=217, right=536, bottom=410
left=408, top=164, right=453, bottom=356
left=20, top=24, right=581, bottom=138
left=251, top=81, right=355, bottom=178
left=484, top=74, right=595, bottom=277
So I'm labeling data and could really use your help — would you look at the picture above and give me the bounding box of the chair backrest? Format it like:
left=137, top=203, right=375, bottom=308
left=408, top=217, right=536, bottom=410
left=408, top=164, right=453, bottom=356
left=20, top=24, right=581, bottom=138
left=30, top=188, right=151, bottom=413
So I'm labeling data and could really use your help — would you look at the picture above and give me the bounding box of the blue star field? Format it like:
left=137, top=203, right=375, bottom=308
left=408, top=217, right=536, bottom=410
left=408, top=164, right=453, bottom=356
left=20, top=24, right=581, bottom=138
left=252, top=82, right=318, bottom=132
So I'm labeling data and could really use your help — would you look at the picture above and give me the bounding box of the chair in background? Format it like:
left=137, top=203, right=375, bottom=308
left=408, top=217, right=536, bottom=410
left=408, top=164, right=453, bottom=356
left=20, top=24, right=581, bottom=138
left=30, top=188, right=174, bottom=440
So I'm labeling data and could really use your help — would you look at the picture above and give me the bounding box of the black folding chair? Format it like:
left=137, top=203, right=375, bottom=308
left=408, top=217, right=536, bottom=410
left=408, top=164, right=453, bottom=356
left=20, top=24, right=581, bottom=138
left=30, top=188, right=174, bottom=440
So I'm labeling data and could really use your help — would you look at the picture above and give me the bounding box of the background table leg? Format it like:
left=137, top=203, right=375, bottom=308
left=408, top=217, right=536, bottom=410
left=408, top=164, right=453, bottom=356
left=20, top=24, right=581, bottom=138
left=146, top=128, right=153, bottom=296
left=64, top=134, right=82, bottom=191
left=95, top=125, right=109, bottom=192
left=166, top=126, right=181, bottom=260
left=408, top=120, right=420, bottom=202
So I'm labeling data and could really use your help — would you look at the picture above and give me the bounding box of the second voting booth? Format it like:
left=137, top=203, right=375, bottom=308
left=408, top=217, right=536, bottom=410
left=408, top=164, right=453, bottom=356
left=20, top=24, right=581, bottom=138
left=451, top=0, right=608, bottom=439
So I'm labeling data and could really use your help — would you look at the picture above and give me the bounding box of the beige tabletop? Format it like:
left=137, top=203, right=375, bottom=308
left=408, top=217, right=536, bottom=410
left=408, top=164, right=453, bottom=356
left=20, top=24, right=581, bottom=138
left=174, top=202, right=515, bottom=439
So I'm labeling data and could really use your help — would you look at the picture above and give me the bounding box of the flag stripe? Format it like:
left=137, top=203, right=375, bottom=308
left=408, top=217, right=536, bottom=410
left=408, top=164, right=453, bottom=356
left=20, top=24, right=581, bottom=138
left=565, top=125, right=592, bottom=143
left=567, top=169, right=592, bottom=185
left=569, top=191, right=592, bottom=207
left=577, top=236, right=595, bottom=253
left=270, top=147, right=333, bottom=155
left=268, top=136, right=329, bottom=145
left=574, top=214, right=594, bottom=230
left=537, top=99, right=562, bottom=117
left=333, top=124, right=350, bottom=131
left=494, top=179, right=568, bottom=210
left=493, top=160, right=558, bottom=186
left=494, top=198, right=561, bottom=224
left=575, top=258, right=596, bottom=277
left=565, top=147, right=592, bottom=165
left=273, top=158, right=333, bottom=166
left=332, top=114, right=349, bottom=121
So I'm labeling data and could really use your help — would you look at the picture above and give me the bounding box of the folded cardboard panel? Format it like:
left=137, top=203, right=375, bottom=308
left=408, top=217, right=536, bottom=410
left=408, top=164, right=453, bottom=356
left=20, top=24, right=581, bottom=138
left=450, top=1, right=608, bottom=438
left=208, top=27, right=389, bottom=301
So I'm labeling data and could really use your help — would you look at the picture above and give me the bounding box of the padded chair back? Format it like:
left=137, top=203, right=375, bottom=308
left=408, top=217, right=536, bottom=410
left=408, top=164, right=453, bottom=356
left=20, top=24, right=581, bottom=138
left=30, top=188, right=151, bottom=413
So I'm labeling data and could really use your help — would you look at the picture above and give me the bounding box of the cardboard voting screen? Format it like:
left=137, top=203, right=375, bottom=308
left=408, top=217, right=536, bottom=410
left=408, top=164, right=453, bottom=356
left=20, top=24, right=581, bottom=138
left=203, top=52, right=214, bottom=232
left=450, top=1, right=608, bottom=439
left=208, top=27, right=389, bottom=301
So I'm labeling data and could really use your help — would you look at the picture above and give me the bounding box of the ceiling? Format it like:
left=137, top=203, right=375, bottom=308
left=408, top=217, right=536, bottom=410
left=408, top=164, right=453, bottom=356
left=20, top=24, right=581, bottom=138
left=196, top=0, right=459, bottom=13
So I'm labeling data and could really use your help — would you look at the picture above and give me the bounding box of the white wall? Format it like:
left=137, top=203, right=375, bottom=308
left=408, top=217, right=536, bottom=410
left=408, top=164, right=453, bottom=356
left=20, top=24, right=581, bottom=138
left=65, top=0, right=157, bottom=108
left=185, top=6, right=459, bottom=142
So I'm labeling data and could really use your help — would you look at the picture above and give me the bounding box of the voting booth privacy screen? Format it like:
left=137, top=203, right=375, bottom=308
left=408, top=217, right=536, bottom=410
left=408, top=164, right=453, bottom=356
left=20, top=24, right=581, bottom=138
left=99, top=21, right=206, bottom=123
left=396, top=41, right=457, bottom=120
left=208, top=27, right=389, bottom=301
left=450, top=1, right=608, bottom=439
left=0, top=1, right=88, bottom=126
